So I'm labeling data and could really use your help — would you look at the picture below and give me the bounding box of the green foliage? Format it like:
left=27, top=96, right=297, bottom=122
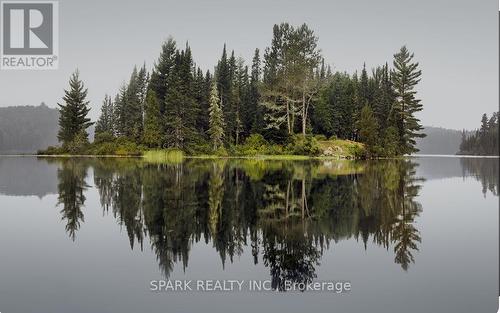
left=244, top=133, right=268, bottom=148
left=234, top=134, right=273, bottom=156
left=286, top=135, right=321, bottom=156
left=39, top=135, right=143, bottom=156
left=143, top=149, right=184, bottom=164
left=38, top=145, right=66, bottom=155
left=382, top=126, right=400, bottom=157
left=94, top=131, right=114, bottom=144
left=142, top=90, right=163, bottom=148
left=261, top=23, right=323, bottom=137
left=391, top=46, right=425, bottom=154
left=459, top=112, right=499, bottom=155
left=356, top=105, right=379, bottom=158
left=314, top=134, right=327, bottom=141
left=64, top=131, right=90, bottom=154
left=208, top=83, right=225, bottom=150
left=114, top=65, right=148, bottom=142
left=57, top=70, right=93, bottom=145
left=311, top=72, right=356, bottom=140
left=95, top=95, right=114, bottom=136
left=51, top=25, right=425, bottom=160
left=164, top=45, right=200, bottom=149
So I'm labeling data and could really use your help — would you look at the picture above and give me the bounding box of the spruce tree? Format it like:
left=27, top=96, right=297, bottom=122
left=95, top=95, right=114, bottom=137
left=391, top=46, right=425, bottom=154
left=149, top=38, right=177, bottom=109
left=372, top=63, right=394, bottom=131
left=143, top=90, right=162, bottom=147
left=164, top=44, right=199, bottom=149
left=249, top=48, right=263, bottom=133
left=208, top=83, right=225, bottom=150
left=57, top=70, right=93, bottom=144
left=125, top=67, right=145, bottom=142
left=114, top=84, right=128, bottom=137
left=356, top=105, right=379, bottom=157
left=194, top=67, right=209, bottom=135
left=359, top=63, right=370, bottom=108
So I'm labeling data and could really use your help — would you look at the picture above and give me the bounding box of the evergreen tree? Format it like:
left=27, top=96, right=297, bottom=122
left=149, top=38, right=177, bottom=110
left=233, top=57, right=247, bottom=144
left=359, top=63, right=370, bottom=108
left=391, top=46, right=425, bottom=154
left=57, top=70, right=93, bottom=144
left=208, top=83, right=225, bottom=150
left=95, top=95, right=114, bottom=136
left=114, top=84, right=128, bottom=137
left=459, top=112, right=499, bottom=155
left=372, top=64, right=394, bottom=131
left=194, top=67, right=210, bottom=136
left=164, top=44, right=199, bottom=149
left=356, top=105, right=379, bottom=157
left=216, top=46, right=238, bottom=144
left=143, top=90, right=163, bottom=147
left=249, top=49, right=264, bottom=133
left=261, top=23, right=322, bottom=140
left=120, top=66, right=147, bottom=142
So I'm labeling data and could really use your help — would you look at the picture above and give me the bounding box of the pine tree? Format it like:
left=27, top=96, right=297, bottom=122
left=95, top=95, right=114, bottom=137
left=143, top=90, right=162, bottom=147
left=261, top=23, right=322, bottom=140
left=194, top=67, right=210, bottom=136
left=372, top=63, right=394, bottom=131
left=216, top=45, right=235, bottom=144
left=114, top=84, right=128, bottom=137
left=459, top=112, right=499, bottom=155
left=149, top=38, right=177, bottom=110
left=356, top=105, right=379, bottom=157
left=208, top=83, right=225, bottom=150
left=391, top=46, right=425, bottom=154
left=359, top=63, right=370, bottom=108
left=124, top=66, right=146, bottom=142
left=164, top=44, right=199, bottom=149
left=57, top=70, right=93, bottom=144
left=249, top=49, right=263, bottom=133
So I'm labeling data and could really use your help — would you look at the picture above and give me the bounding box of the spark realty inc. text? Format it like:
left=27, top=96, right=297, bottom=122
left=150, top=279, right=351, bottom=293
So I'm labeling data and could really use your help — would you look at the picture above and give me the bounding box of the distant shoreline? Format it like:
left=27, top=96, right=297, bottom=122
left=413, top=154, right=500, bottom=158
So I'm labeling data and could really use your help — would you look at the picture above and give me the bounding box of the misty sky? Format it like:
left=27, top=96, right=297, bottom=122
left=0, top=0, right=497, bottom=130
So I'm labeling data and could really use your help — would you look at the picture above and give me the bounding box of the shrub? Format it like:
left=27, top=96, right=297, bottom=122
left=38, top=145, right=66, bottom=155
left=90, top=142, right=118, bottom=155
left=63, top=131, right=90, bottom=154
left=244, top=134, right=268, bottom=149
left=286, top=135, right=321, bottom=156
left=314, top=134, right=327, bottom=141
left=93, top=132, right=115, bottom=144
left=214, top=147, right=229, bottom=157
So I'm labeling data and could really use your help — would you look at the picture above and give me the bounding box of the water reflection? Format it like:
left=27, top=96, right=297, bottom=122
left=56, top=159, right=89, bottom=241
left=460, top=158, right=499, bottom=196
left=48, top=158, right=428, bottom=288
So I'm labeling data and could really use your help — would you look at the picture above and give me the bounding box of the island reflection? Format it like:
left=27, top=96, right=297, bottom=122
left=52, top=158, right=424, bottom=290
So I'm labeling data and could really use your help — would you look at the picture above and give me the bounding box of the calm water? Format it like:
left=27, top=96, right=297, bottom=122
left=0, top=156, right=498, bottom=313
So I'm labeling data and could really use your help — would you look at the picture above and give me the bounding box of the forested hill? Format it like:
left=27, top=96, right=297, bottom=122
left=459, top=112, right=499, bottom=156
left=415, top=126, right=462, bottom=155
left=0, top=104, right=59, bottom=154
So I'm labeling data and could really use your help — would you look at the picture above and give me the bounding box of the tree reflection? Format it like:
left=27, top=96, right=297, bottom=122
left=55, top=159, right=89, bottom=241
left=460, top=158, right=499, bottom=196
left=55, top=157, right=425, bottom=285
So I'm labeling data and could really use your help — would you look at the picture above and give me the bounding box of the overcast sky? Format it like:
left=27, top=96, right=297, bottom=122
left=0, top=0, right=497, bottom=130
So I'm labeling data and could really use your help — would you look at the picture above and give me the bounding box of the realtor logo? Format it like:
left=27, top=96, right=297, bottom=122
left=1, top=1, right=58, bottom=69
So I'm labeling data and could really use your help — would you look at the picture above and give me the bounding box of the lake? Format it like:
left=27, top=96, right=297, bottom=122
left=0, top=156, right=497, bottom=313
